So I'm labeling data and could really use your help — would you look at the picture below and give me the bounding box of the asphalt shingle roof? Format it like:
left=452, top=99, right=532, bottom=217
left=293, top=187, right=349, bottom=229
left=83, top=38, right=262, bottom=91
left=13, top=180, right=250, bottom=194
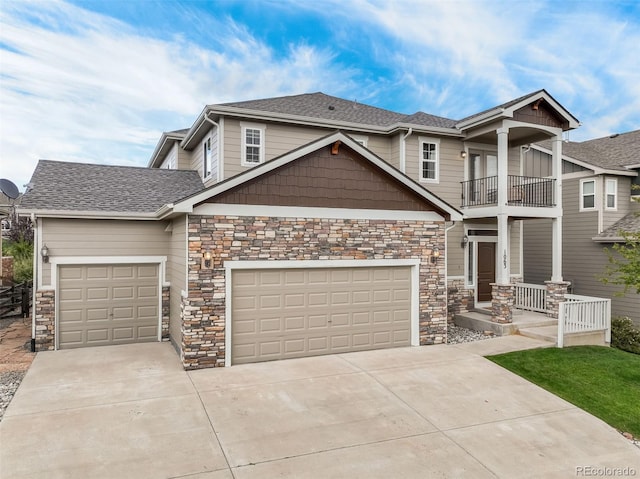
left=218, top=92, right=458, bottom=129
left=594, top=212, right=640, bottom=241
left=20, top=160, right=204, bottom=213
left=536, top=130, right=640, bottom=171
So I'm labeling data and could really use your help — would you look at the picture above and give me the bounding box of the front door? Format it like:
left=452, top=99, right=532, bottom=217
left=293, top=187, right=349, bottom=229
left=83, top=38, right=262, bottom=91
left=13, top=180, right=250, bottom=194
left=477, top=242, right=496, bottom=303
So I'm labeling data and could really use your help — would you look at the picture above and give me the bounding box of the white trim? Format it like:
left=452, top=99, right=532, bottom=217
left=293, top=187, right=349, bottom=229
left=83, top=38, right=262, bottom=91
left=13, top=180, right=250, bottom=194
left=240, top=121, right=266, bottom=166
left=223, top=259, right=421, bottom=367
left=580, top=178, right=597, bottom=212
left=418, top=136, right=440, bottom=184
left=192, top=203, right=444, bottom=222
left=203, top=135, right=213, bottom=180
left=350, top=134, right=368, bottom=147
left=51, top=256, right=167, bottom=350
left=218, top=117, right=225, bottom=182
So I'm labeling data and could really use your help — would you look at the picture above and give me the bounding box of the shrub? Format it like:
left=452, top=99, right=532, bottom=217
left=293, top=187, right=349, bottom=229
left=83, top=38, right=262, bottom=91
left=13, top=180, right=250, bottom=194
left=611, top=317, right=640, bottom=355
left=3, top=240, right=33, bottom=283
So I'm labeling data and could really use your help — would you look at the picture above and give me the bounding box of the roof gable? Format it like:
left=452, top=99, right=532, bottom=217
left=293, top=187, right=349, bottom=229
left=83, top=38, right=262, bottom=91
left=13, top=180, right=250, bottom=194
left=172, top=132, right=462, bottom=221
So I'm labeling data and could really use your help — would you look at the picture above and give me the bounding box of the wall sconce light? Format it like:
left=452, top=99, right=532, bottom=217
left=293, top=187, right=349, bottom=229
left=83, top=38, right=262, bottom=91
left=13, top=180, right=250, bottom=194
left=461, top=235, right=469, bottom=248
left=203, top=251, right=212, bottom=268
left=41, top=244, right=50, bottom=263
left=431, top=247, right=440, bottom=264
left=460, top=151, right=467, bottom=159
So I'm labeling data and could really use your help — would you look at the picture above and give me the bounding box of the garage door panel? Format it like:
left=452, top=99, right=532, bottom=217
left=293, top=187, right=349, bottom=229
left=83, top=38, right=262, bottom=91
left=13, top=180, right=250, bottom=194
left=58, top=264, right=159, bottom=349
left=86, top=308, right=108, bottom=321
left=285, top=316, right=304, bottom=330
left=232, top=266, right=411, bottom=364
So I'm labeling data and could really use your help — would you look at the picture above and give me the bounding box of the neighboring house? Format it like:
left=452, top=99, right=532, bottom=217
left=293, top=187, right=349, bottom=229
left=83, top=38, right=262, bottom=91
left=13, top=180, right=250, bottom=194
left=19, top=90, right=580, bottom=369
left=524, top=130, right=640, bottom=326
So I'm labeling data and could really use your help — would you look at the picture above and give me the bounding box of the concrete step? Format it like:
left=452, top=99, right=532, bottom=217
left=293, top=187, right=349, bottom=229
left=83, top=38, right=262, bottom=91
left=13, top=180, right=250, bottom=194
left=518, top=325, right=558, bottom=344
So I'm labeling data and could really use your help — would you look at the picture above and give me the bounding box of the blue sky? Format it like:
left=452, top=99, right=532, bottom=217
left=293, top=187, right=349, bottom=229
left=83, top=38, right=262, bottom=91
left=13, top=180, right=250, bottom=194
left=1, top=0, right=639, bottom=191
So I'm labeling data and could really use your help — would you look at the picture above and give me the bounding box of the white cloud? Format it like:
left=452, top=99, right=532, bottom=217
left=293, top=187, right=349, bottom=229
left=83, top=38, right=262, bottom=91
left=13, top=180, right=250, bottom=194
left=0, top=0, right=355, bottom=190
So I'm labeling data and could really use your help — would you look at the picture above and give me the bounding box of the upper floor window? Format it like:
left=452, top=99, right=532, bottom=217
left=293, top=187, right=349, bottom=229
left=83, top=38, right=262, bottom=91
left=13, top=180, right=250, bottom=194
left=241, top=122, right=266, bottom=166
left=419, top=137, right=439, bottom=183
left=605, top=178, right=617, bottom=209
left=580, top=179, right=595, bottom=210
left=203, top=137, right=212, bottom=178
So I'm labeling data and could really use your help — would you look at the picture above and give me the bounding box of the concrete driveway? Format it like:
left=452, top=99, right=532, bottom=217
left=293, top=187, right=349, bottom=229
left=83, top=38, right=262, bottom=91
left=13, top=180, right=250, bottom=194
left=1, top=337, right=638, bottom=478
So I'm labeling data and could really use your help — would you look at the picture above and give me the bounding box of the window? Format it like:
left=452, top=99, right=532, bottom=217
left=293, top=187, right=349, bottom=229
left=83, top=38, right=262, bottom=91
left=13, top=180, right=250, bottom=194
left=419, top=137, right=439, bottom=182
left=581, top=179, right=595, bottom=210
left=605, top=179, right=617, bottom=209
left=241, top=123, right=265, bottom=166
left=203, top=137, right=212, bottom=178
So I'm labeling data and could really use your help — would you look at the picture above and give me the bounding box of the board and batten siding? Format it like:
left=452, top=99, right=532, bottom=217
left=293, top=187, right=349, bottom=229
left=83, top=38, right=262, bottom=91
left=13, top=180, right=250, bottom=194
left=168, top=215, right=187, bottom=347
left=40, top=218, right=171, bottom=286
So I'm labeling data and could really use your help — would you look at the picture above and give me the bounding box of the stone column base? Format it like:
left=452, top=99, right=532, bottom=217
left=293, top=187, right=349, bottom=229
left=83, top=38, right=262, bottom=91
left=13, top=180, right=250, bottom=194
left=545, top=281, right=571, bottom=319
left=491, top=283, right=515, bottom=323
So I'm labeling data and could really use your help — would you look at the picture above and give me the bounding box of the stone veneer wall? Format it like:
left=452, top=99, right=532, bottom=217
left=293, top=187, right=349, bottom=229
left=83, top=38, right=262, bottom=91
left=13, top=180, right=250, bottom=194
left=182, top=215, right=447, bottom=370
left=34, top=290, right=55, bottom=351
left=447, top=279, right=474, bottom=323
left=162, top=286, right=170, bottom=340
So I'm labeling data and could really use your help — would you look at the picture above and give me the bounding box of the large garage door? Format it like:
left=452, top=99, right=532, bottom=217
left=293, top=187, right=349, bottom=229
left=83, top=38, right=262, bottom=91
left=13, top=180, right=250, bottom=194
left=232, top=266, right=411, bottom=364
left=58, top=264, right=159, bottom=349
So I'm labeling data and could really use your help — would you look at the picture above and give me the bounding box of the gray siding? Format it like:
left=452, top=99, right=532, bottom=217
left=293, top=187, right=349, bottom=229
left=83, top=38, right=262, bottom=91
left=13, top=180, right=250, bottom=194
left=404, top=135, right=465, bottom=207
left=189, top=125, right=218, bottom=183
left=40, top=218, right=171, bottom=286
left=168, top=216, right=187, bottom=347
left=523, top=175, right=640, bottom=326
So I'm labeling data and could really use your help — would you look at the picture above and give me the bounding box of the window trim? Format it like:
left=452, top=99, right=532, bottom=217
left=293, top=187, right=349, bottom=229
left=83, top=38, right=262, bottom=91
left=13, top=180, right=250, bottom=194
left=418, top=136, right=440, bottom=184
left=605, top=178, right=617, bottom=210
left=580, top=178, right=596, bottom=211
left=241, top=122, right=266, bottom=167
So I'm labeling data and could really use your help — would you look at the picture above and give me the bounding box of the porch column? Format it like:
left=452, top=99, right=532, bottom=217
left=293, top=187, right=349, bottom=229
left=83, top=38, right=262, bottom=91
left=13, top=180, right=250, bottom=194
left=492, top=213, right=513, bottom=323
left=496, top=127, right=509, bottom=207
left=551, top=132, right=563, bottom=281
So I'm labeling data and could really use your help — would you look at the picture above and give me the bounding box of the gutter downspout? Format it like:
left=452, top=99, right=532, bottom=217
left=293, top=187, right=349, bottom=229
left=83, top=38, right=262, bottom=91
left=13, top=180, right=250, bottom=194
left=400, top=128, right=413, bottom=174
left=31, top=213, right=37, bottom=351
left=203, top=112, right=223, bottom=182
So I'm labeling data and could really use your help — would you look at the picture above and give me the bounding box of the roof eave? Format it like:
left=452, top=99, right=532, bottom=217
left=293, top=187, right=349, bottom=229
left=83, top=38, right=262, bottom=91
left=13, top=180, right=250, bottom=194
left=16, top=208, right=159, bottom=220
left=147, top=133, right=185, bottom=168
left=531, top=144, right=636, bottom=176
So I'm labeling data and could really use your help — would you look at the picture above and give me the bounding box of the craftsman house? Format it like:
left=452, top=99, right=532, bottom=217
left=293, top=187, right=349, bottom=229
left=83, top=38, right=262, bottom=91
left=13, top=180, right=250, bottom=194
left=19, top=89, right=581, bottom=369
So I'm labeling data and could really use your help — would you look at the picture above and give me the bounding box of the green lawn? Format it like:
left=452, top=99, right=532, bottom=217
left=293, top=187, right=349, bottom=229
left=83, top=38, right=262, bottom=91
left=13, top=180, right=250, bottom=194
left=487, top=346, right=640, bottom=438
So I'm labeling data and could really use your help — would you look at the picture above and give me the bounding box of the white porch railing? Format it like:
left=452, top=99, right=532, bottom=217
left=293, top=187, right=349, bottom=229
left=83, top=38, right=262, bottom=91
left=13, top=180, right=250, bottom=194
left=514, top=283, right=547, bottom=313
left=558, top=294, right=611, bottom=348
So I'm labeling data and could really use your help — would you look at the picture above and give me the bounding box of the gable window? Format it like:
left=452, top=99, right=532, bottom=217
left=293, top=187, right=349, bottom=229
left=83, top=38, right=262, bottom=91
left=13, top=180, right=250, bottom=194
left=419, top=137, right=439, bottom=183
left=605, top=178, right=617, bottom=209
left=203, top=137, right=212, bottom=178
left=580, top=179, right=595, bottom=210
left=241, top=122, right=266, bottom=166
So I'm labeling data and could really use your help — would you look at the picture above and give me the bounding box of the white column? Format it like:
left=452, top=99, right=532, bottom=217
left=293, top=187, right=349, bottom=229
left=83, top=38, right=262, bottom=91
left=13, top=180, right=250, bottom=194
left=496, top=214, right=510, bottom=284
left=497, top=127, right=509, bottom=206
left=551, top=132, right=563, bottom=282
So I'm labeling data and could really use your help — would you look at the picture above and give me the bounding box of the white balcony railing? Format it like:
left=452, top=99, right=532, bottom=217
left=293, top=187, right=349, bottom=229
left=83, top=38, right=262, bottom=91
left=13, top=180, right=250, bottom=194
left=558, top=294, right=611, bottom=348
left=514, top=283, right=547, bottom=313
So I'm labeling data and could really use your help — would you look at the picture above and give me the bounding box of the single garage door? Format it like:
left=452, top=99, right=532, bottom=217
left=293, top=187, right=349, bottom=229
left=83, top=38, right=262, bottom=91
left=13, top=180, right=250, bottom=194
left=58, top=264, right=159, bottom=349
left=232, top=266, right=411, bottom=364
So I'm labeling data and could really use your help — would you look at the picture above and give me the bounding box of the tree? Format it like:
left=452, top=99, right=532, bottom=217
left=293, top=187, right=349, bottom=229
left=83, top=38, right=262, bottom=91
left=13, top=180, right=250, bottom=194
left=6, top=208, right=33, bottom=243
left=602, top=231, right=640, bottom=295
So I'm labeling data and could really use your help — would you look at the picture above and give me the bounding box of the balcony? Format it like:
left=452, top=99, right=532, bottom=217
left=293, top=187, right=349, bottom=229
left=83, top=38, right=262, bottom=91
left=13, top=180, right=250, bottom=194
left=461, top=175, right=556, bottom=208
